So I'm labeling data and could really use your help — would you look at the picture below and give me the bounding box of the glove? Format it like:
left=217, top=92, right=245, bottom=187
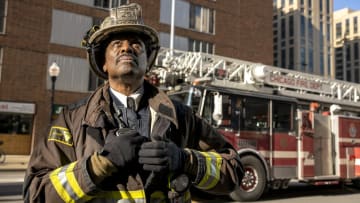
left=100, top=128, right=147, bottom=169
left=138, top=141, right=189, bottom=173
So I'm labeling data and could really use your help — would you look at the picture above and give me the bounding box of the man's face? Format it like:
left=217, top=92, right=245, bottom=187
left=103, top=33, right=148, bottom=83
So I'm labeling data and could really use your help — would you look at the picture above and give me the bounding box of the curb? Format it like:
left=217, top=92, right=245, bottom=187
left=0, top=155, right=29, bottom=171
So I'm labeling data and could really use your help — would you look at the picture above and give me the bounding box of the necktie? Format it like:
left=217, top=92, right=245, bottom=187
left=126, top=97, right=137, bottom=129
left=127, top=97, right=136, bottom=111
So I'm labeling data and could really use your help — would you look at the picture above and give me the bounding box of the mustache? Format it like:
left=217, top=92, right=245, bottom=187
left=115, top=53, right=138, bottom=64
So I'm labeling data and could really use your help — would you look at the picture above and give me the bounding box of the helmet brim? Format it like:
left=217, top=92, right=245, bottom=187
left=88, top=24, right=159, bottom=80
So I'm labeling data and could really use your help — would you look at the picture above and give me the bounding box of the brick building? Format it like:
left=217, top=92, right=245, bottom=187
left=0, top=0, right=272, bottom=155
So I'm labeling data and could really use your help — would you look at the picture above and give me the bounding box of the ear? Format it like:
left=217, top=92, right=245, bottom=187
left=103, top=63, right=108, bottom=72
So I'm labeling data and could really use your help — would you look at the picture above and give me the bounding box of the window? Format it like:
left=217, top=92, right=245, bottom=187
left=354, top=17, right=358, bottom=34
left=51, top=10, right=92, bottom=48
left=336, top=23, right=342, bottom=39
left=202, top=93, right=269, bottom=131
left=189, top=39, right=214, bottom=54
left=159, top=32, right=190, bottom=51
left=355, top=69, right=360, bottom=83
left=243, top=97, right=269, bottom=130
left=0, top=114, right=33, bottom=135
left=0, top=101, right=35, bottom=136
left=355, top=42, right=359, bottom=60
left=94, top=0, right=128, bottom=9
left=281, top=18, right=286, bottom=38
left=273, top=102, right=293, bottom=132
left=289, top=15, right=294, bottom=37
left=347, top=70, right=351, bottom=82
left=0, top=0, right=7, bottom=33
left=308, top=48, right=314, bottom=73
left=160, top=0, right=190, bottom=29
left=281, top=49, right=286, bottom=68
left=301, top=15, right=306, bottom=37
left=190, top=4, right=215, bottom=34
left=48, top=54, right=90, bottom=92
left=289, top=47, right=294, bottom=69
left=345, top=19, right=350, bottom=35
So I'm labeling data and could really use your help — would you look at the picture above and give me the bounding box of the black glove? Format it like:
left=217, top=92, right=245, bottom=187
left=100, top=128, right=147, bottom=169
left=138, top=141, right=189, bottom=173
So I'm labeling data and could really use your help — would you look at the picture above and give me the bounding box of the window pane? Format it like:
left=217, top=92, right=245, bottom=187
left=273, top=102, right=292, bottom=131
left=244, top=97, right=268, bottom=130
left=0, top=113, right=33, bottom=135
left=202, top=8, right=209, bottom=33
left=0, top=0, right=5, bottom=32
left=209, top=9, right=214, bottom=33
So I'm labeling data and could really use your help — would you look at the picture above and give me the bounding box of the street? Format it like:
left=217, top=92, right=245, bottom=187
left=0, top=170, right=24, bottom=202
left=193, top=182, right=360, bottom=203
left=0, top=170, right=359, bottom=203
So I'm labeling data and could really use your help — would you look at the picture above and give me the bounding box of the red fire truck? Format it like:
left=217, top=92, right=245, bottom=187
left=150, top=48, right=360, bottom=201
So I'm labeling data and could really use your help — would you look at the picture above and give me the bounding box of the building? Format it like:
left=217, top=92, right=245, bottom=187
left=0, top=0, right=272, bottom=155
left=273, top=0, right=333, bottom=78
left=333, top=8, right=360, bottom=82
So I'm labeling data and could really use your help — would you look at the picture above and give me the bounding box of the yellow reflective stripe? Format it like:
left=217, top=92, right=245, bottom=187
left=184, top=190, right=191, bottom=201
left=50, top=167, right=74, bottom=203
left=65, top=162, right=92, bottom=202
left=197, top=152, right=222, bottom=190
left=101, top=189, right=145, bottom=200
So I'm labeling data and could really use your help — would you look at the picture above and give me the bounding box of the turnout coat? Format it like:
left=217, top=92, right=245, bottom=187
left=23, top=81, right=243, bottom=203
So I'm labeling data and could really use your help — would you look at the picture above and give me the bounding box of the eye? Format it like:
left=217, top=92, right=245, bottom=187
left=131, top=42, right=144, bottom=53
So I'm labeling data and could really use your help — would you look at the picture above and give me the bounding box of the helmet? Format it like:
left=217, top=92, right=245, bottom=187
left=82, top=3, right=160, bottom=79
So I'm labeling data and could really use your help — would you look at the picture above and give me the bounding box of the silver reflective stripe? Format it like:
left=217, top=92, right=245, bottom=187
left=58, top=164, right=79, bottom=201
left=200, top=152, right=217, bottom=189
left=196, top=152, right=222, bottom=190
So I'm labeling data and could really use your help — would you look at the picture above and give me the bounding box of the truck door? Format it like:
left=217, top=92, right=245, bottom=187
left=313, top=114, right=335, bottom=176
left=298, top=110, right=335, bottom=178
left=271, top=101, right=297, bottom=179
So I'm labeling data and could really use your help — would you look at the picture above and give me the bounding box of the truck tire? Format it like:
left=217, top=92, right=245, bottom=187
left=229, top=155, right=267, bottom=202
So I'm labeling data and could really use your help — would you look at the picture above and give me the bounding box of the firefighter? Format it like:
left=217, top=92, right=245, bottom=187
left=23, top=3, right=244, bottom=203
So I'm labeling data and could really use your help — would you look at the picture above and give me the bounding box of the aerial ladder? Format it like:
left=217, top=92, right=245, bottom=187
left=151, top=47, right=360, bottom=109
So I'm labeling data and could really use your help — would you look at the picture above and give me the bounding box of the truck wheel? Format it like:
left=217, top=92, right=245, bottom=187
left=229, top=155, right=266, bottom=202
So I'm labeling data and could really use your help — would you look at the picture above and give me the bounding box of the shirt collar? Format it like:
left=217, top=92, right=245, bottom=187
left=110, top=85, right=144, bottom=111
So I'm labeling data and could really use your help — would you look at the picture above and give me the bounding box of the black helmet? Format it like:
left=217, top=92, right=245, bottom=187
left=82, top=3, right=160, bottom=79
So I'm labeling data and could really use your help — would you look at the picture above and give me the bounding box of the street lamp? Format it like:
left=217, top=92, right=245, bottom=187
left=48, top=62, right=60, bottom=122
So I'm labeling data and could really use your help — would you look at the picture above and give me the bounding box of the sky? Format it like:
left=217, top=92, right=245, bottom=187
left=334, top=0, right=360, bottom=11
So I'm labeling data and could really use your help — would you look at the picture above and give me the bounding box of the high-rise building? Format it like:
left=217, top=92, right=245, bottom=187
left=0, top=0, right=273, bottom=154
left=273, top=0, right=333, bottom=78
left=333, top=8, right=360, bottom=82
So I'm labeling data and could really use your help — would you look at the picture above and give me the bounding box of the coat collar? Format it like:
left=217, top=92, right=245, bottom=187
left=82, top=81, right=178, bottom=129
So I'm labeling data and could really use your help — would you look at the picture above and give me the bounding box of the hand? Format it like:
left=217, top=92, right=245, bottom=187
left=138, top=141, right=189, bottom=173
left=100, top=128, right=147, bottom=169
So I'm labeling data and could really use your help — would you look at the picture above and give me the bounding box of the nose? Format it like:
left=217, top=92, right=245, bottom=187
left=120, top=40, right=134, bottom=54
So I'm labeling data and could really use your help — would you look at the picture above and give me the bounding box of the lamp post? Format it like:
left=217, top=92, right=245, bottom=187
left=48, top=62, right=60, bottom=122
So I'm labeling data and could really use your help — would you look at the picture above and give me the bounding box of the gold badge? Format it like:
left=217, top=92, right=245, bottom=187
left=48, top=126, right=73, bottom=146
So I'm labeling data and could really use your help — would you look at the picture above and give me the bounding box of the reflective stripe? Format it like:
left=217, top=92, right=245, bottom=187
left=50, top=166, right=74, bottom=203
left=65, top=162, right=92, bottom=202
left=50, top=163, right=147, bottom=202
left=100, top=190, right=146, bottom=202
left=196, top=152, right=222, bottom=190
left=50, top=162, right=92, bottom=202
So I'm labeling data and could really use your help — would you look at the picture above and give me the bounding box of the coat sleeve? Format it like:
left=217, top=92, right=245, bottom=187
left=178, top=103, right=244, bottom=195
left=23, top=108, right=98, bottom=203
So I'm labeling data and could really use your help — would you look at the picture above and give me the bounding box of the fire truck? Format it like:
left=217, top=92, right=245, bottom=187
left=149, top=48, right=360, bottom=201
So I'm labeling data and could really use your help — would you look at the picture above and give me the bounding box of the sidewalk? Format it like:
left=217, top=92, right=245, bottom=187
left=0, top=155, right=29, bottom=171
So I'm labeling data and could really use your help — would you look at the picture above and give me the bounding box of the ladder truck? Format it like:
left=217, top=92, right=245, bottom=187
left=149, top=48, right=360, bottom=201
